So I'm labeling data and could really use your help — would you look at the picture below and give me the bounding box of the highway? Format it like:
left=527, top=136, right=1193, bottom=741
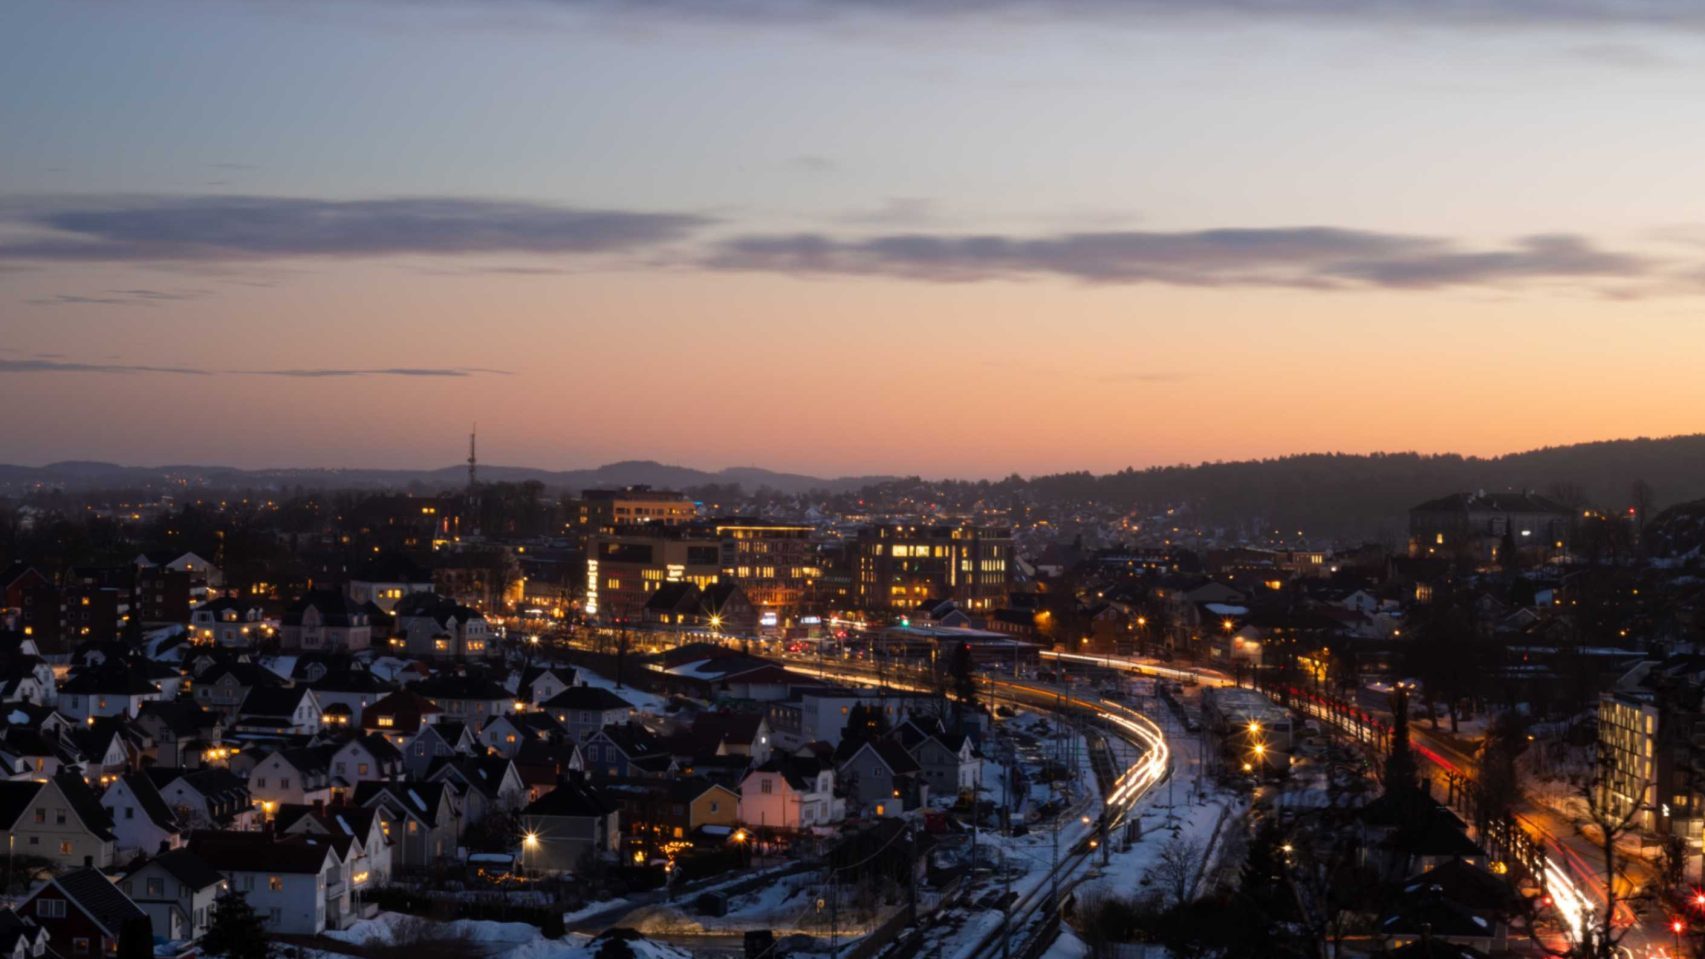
left=778, top=654, right=1171, bottom=959
left=1043, top=649, right=1649, bottom=955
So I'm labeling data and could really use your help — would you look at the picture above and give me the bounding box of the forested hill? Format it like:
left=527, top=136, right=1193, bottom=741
left=1009, top=435, right=1705, bottom=544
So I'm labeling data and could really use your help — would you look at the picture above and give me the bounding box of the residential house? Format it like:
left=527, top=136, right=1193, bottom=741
left=307, top=671, right=395, bottom=729
left=477, top=713, right=563, bottom=759
left=192, top=663, right=283, bottom=719
left=188, top=599, right=274, bottom=649
left=361, top=690, right=442, bottom=745
left=330, top=734, right=405, bottom=795
left=512, top=666, right=578, bottom=709
left=188, top=831, right=343, bottom=935
left=542, top=687, right=634, bottom=744
left=133, top=702, right=225, bottom=768
left=0, top=773, right=118, bottom=868
left=249, top=747, right=335, bottom=812
left=513, top=740, right=585, bottom=804
left=346, top=555, right=435, bottom=614
left=836, top=741, right=926, bottom=818
left=276, top=804, right=391, bottom=896
left=894, top=720, right=980, bottom=798
left=119, top=849, right=226, bottom=943
left=408, top=674, right=513, bottom=723
left=0, top=907, right=52, bottom=959
left=19, top=868, right=149, bottom=958
left=280, top=591, right=371, bottom=654
left=425, top=755, right=526, bottom=827
left=56, top=670, right=161, bottom=722
left=391, top=594, right=493, bottom=659
left=519, top=777, right=619, bottom=873
left=235, top=687, right=322, bottom=738
left=401, top=721, right=473, bottom=778
left=143, top=769, right=255, bottom=831
left=355, top=781, right=461, bottom=870
left=583, top=723, right=674, bottom=780
left=99, top=773, right=181, bottom=859
left=738, top=757, right=842, bottom=831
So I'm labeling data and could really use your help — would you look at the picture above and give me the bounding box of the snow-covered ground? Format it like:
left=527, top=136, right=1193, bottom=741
left=616, top=871, right=871, bottom=939
left=318, top=912, right=693, bottom=959
left=327, top=912, right=545, bottom=955
left=576, top=668, right=668, bottom=713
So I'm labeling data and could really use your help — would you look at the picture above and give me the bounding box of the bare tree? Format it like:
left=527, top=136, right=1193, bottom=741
left=1522, top=770, right=1652, bottom=958
left=1152, top=835, right=1204, bottom=908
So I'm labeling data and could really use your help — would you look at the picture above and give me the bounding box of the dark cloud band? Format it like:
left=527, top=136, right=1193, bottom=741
left=515, top=0, right=1705, bottom=29
left=0, top=195, right=710, bottom=263
left=705, top=227, right=1651, bottom=290
left=0, top=358, right=510, bottom=378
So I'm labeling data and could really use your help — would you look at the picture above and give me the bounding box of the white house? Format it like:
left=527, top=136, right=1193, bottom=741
left=330, top=735, right=404, bottom=791
left=277, top=805, right=391, bottom=895
left=249, top=747, right=335, bottom=811
left=101, top=773, right=182, bottom=860
left=56, top=670, right=162, bottom=721
left=189, top=833, right=341, bottom=936
left=738, top=757, right=843, bottom=831
left=121, top=849, right=227, bottom=943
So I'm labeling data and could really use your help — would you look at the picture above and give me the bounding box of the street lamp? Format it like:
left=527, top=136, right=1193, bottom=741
left=521, top=831, right=538, bottom=879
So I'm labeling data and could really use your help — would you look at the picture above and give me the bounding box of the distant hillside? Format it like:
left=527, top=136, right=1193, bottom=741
left=1018, top=434, right=1705, bottom=543
left=6, top=434, right=1705, bottom=545
left=0, top=459, right=896, bottom=497
left=1647, top=498, right=1705, bottom=560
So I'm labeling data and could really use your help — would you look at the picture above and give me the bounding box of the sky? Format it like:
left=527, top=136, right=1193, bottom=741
left=4, top=0, right=1705, bottom=478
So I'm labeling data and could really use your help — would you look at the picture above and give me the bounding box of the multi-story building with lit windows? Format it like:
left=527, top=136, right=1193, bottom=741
left=710, top=518, right=821, bottom=619
left=571, top=487, right=697, bottom=534
left=850, top=524, right=1011, bottom=613
left=586, top=527, right=720, bottom=619
left=1599, top=692, right=1661, bottom=829
left=1598, top=659, right=1705, bottom=842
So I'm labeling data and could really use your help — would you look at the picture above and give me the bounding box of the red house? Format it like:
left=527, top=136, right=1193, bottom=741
left=19, top=869, right=149, bottom=958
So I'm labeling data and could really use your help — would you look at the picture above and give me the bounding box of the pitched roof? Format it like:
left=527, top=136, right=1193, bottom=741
left=43, top=869, right=147, bottom=937
left=130, top=848, right=224, bottom=891
left=426, top=755, right=517, bottom=800
left=282, top=589, right=369, bottom=627
left=117, top=773, right=180, bottom=833
left=55, top=771, right=117, bottom=842
left=60, top=667, right=159, bottom=696
left=188, top=831, right=336, bottom=875
left=239, top=686, right=314, bottom=718
left=542, top=686, right=633, bottom=712
left=354, top=781, right=451, bottom=821
left=409, top=673, right=511, bottom=702
left=522, top=778, right=615, bottom=818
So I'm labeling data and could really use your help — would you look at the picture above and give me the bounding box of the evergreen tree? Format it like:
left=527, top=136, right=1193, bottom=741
left=202, top=891, right=269, bottom=959
left=839, top=702, right=891, bottom=755
left=949, top=642, right=980, bottom=719
left=1240, top=818, right=1286, bottom=896
left=117, top=917, right=152, bottom=959
left=1383, top=685, right=1419, bottom=798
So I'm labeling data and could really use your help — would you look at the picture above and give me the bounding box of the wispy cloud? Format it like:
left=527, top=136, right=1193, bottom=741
left=426, top=1, right=1705, bottom=30
left=705, top=226, right=1657, bottom=292
left=0, top=357, right=511, bottom=378
left=0, top=195, right=712, bottom=264
left=0, top=358, right=209, bottom=376
left=26, top=288, right=210, bottom=307
left=240, top=367, right=512, bottom=378
left=787, top=155, right=836, bottom=173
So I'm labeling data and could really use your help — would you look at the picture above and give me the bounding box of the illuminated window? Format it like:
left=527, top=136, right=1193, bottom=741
left=268, top=876, right=283, bottom=891
left=377, top=717, right=394, bottom=728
